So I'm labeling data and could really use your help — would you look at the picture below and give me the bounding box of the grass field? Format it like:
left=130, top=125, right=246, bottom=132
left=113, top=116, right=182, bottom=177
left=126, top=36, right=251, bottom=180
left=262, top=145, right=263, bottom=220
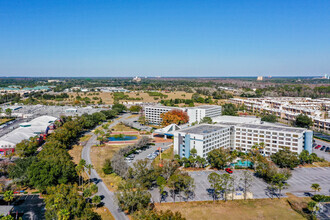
left=152, top=146, right=174, bottom=166
left=110, top=123, right=137, bottom=132
left=155, top=197, right=308, bottom=220
left=90, top=145, right=126, bottom=191
left=67, top=91, right=198, bottom=104
left=0, top=118, right=12, bottom=125
left=68, top=144, right=83, bottom=165
left=93, top=207, right=115, bottom=220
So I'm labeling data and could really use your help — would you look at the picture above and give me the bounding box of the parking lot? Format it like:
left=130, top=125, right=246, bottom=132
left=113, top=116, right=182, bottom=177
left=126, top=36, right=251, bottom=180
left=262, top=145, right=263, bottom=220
left=0, top=194, right=45, bottom=220
left=313, top=139, right=330, bottom=161
left=126, top=142, right=171, bottom=166
left=150, top=167, right=330, bottom=203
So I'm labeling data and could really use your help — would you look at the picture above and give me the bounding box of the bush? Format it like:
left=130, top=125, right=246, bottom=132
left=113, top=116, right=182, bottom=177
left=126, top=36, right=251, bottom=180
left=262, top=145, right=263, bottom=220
left=312, top=194, right=330, bottom=202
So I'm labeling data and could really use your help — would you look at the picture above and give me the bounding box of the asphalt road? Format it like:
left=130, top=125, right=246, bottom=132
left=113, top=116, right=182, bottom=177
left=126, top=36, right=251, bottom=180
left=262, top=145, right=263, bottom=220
left=82, top=114, right=131, bottom=220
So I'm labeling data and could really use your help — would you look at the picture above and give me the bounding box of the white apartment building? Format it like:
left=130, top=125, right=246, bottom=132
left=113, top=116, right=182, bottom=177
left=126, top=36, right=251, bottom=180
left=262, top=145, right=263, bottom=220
left=144, top=105, right=222, bottom=125
left=174, top=122, right=313, bottom=158
left=229, top=97, right=329, bottom=134
left=174, top=124, right=232, bottom=158
left=186, top=105, right=222, bottom=123
left=144, top=106, right=183, bottom=125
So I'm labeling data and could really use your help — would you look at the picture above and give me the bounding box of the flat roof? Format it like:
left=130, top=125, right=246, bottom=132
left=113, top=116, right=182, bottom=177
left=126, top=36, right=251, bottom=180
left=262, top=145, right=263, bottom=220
left=192, top=105, right=221, bottom=109
left=218, top=122, right=307, bottom=133
left=178, top=124, right=229, bottom=135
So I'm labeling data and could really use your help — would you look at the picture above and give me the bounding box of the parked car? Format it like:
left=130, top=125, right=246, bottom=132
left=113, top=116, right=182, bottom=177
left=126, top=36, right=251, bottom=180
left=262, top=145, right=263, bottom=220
left=315, top=145, right=321, bottom=149
left=225, top=168, right=233, bottom=174
left=325, top=147, right=330, bottom=152
left=320, top=146, right=326, bottom=151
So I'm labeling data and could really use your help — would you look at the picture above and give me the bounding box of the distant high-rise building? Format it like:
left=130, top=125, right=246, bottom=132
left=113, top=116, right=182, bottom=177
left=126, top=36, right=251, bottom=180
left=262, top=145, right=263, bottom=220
left=132, top=76, right=141, bottom=82
left=257, top=76, right=263, bottom=81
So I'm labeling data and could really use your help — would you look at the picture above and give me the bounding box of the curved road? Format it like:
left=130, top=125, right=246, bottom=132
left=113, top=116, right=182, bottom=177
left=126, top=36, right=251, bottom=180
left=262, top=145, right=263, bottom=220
left=82, top=114, right=131, bottom=220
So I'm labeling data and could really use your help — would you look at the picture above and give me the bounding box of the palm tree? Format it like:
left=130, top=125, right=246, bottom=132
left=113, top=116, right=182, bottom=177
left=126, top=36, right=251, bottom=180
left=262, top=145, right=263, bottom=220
left=311, top=183, right=321, bottom=194
left=85, top=164, right=94, bottom=184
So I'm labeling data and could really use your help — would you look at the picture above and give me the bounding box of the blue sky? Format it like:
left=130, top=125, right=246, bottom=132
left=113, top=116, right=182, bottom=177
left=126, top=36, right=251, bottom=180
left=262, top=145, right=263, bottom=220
left=0, top=0, right=329, bottom=77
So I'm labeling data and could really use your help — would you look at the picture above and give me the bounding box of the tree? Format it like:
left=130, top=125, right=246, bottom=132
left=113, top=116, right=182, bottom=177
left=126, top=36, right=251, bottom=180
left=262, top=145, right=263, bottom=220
left=271, top=173, right=289, bottom=198
left=200, top=117, right=213, bottom=124
left=207, top=148, right=232, bottom=169
left=261, top=114, right=277, bottom=123
left=295, top=114, right=313, bottom=128
left=8, top=157, right=35, bottom=186
left=92, top=195, right=101, bottom=207
left=311, top=183, right=321, bottom=194
left=116, top=182, right=151, bottom=214
left=221, top=103, right=237, bottom=116
left=190, top=148, right=197, bottom=157
left=240, top=171, right=252, bottom=200
left=156, top=176, right=167, bottom=203
left=85, top=164, right=94, bottom=184
left=220, top=173, right=232, bottom=202
left=28, top=146, right=78, bottom=191
left=57, top=209, right=70, bottom=220
left=5, top=108, right=12, bottom=117
left=160, top=109, right=189, bottom=126
left=112, top=103, right=127, bottom=113
left=208, top=172, right=221, bottom=202
left=129, top=105, right=142, bottom=113
left=44, top=184, right=100, bottom=219
left=15, top=137, right=40, bottom=157
left=270, top=148, right=300, bottom=169
left=3, top=190, right=14, bottom=205
left=102, top=159, right=113, bottom=174
left=307, top=201, right=319, bottom=216
left=168, top=171, right=195, bottom=202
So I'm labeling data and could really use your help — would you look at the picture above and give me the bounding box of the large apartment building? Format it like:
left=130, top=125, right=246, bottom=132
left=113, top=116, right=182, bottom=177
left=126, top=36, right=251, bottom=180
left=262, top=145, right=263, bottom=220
left=186, top=105, right=222, bottom=123
left=174, top=124, right=232, bottom=158
left=229, top=97, right=330, bottom=134
left=144, top=106, right=183, bottom=125
left=144, top=105, right=222, bottom=125
left=174, top=121, right=312, bottom=158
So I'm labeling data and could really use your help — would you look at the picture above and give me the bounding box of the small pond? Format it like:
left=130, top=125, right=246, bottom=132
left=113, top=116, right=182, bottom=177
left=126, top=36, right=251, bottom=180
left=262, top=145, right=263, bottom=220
left=108, top=136, right=137, bottom=141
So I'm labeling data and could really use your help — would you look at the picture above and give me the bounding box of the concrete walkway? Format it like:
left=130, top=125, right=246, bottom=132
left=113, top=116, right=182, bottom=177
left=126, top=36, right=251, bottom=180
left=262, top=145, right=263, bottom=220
left=82, top=114, right=132, bottom=220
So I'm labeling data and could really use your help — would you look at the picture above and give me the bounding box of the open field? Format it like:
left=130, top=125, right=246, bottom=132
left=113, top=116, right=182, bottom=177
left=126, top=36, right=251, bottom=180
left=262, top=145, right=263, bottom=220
left=110, top=123, right=138, bottom=132
left=93, top=207, right=115, bottom=220
left=155, top=197, right=308, bottom=220
left=90, top=145, right=126, bottom=191
left=67, top=91, right=198, bottom=104
left=68, top=144, right=83, bottom=165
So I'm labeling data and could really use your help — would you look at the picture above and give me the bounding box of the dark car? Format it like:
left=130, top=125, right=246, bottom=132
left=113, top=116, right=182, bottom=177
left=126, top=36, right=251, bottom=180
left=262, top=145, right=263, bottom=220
left=225, top=168, right=233, bottom=174
left=320, top=146, right=326, bottom=151
left=325, top=147, right=330, bottom=152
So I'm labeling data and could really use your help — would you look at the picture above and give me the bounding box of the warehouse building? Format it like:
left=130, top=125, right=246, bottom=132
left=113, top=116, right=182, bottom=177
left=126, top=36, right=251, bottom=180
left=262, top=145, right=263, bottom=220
left=0, top=115, right=57, bottom=155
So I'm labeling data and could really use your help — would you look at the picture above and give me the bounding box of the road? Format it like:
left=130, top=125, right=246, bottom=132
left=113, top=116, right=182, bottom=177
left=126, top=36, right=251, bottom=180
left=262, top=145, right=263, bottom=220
left=82, top=114, right=131, bottom=220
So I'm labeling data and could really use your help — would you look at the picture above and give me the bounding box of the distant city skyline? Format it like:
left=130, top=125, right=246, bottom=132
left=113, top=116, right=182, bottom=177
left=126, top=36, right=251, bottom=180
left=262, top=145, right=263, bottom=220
left=1, top=0, right=330, bottom=77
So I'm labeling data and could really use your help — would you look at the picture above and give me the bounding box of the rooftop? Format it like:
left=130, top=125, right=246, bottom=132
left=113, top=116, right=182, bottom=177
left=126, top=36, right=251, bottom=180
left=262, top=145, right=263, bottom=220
left=177, top=124, right=229, bottom=135
left=218, top=122, right=307, bottom=133
left=192, top=105, right=221, bottom=110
